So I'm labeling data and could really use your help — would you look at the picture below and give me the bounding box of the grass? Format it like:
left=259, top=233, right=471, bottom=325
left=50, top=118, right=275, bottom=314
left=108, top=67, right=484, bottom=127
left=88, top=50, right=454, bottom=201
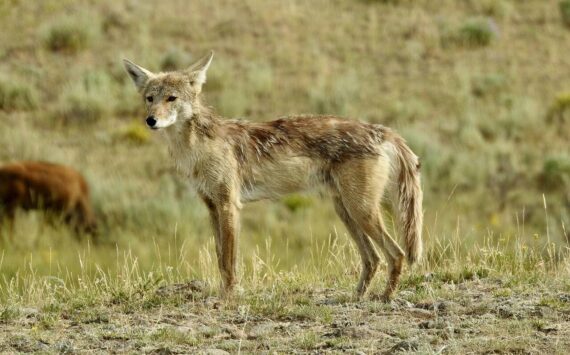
left=42, top=16, right=100, bottom=54
left=441, top=17, right=498, bottom=48
left=561, top=0, right=570, bottom=27
left=0, top=0, right=570, bottom=352
left=0, top=75, right=38, bottom=111
left=0, top=231, right=568, bottom=352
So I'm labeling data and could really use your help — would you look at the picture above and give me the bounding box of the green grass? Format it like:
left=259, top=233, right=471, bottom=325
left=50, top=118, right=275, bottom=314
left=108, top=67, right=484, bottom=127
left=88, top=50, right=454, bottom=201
left=0, top=0, right=569, bottom=351
left=561, top=0, right=570, bottom=27
left=42, top=16, right=100, bottom=54
left=0, top=75, right=38, bottom=111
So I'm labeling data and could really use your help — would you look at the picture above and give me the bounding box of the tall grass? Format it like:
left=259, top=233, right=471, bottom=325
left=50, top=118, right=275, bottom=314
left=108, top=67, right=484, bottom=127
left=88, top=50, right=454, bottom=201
left=1, top=220, right=568, bottom=307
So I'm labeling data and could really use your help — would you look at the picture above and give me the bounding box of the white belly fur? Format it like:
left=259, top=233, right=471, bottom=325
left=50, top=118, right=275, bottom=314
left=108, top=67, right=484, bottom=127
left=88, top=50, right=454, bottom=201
left=240, top=156, right=323, bottom=202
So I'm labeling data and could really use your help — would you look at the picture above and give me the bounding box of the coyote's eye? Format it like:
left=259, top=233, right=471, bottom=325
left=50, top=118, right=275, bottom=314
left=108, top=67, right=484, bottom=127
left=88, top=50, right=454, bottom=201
left=146, top=96, right=153, bottom=103
left=167, top=96, right=177, bottom=102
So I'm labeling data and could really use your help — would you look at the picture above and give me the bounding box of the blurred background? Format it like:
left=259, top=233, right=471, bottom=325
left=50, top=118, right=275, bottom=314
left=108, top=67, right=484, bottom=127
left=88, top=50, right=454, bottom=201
left=0, top=0, right=568, bottom=285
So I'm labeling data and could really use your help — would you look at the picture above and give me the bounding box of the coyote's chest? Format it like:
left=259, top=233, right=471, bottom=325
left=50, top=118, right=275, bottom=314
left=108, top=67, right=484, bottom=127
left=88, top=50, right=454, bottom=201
left=165, top=128, right=238, bottom=197
left=164, top=128, right=204, bottom=182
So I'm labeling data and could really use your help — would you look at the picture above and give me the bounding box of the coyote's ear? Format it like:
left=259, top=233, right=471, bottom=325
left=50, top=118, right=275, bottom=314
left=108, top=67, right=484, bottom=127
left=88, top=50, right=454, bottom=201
left=123, top=59, right=154, bottom=91
left=186, top=51, right=214, bottom=89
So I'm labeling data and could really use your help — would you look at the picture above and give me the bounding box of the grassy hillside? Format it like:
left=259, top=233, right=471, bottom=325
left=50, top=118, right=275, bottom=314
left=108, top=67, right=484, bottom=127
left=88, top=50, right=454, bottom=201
left=0, top=0, right=569, bottom=352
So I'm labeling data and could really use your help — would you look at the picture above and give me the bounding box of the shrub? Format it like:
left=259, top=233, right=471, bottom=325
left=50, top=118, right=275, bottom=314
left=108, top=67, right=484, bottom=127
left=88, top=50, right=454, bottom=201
left=161, top=48, right=192, bottom=72
left=475, top=0, right=513, bottom=19
left=560, top=0, right=570, bottom=28
left=216, top=89, right=249, bottom=117
left=457, top=17, right=497, bottom=47
left=120, top=121, right=151, bottom=145
left=42, top=18, right=99, bottom=53
left=441, top=17, right=497, bottom=48
left=247, top=62, right=274, bottom=96
left=471, top=73, right=507, bottom=98
left=57, top=71, right=115, bottom=123
left=282, top=194, right=313, bottom=213
left=547, top=92, right=570, bottom=124
left=0, top=76, right=38, bottom=111
left=538, top=155, right=570, bottom=191
left=310, top=71, right=359, bottom=116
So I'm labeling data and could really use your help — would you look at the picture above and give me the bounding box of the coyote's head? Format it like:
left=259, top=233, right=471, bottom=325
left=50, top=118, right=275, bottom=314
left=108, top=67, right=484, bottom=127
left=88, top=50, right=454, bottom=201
left=123, top=51, right=213, bottom=130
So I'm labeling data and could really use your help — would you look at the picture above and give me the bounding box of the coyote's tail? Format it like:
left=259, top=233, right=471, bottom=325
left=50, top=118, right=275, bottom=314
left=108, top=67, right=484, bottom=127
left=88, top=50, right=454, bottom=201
left=391, top=135, right=423, bottom=264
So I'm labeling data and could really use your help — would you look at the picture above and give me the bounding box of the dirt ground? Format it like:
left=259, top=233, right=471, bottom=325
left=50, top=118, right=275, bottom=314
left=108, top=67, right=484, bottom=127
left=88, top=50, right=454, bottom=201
left=2, top=276, right=569, bottom=354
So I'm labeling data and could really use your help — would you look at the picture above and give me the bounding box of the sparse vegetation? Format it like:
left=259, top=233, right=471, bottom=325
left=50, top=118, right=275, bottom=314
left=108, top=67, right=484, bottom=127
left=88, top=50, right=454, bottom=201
left=57, top=71, right=116, bottom=123
left=119, top=120, right=151, bottom=145
left=539, top=155, right=570, bottom=190
left=548, top=91, right=570, bottom=125
left=282, top=194, right=313, bottom=212
left=442, top=17, right=498, bottom=48
left=459, top=17, right=496, bottom=47
left=0, top=75, right=38, bottom=111
left=1, top=0, right=569, bottom=352
left=42, top=17, right=100, bottom=53
left=160, top=48, right=193, bottom=71
left=560, top=0, right=570, bottom=27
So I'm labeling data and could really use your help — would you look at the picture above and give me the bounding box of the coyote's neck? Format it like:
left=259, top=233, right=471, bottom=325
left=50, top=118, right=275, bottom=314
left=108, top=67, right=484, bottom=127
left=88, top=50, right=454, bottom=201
left=163, top=100, right=220, bottom=176
left=189, top=96, right=220, bottom=132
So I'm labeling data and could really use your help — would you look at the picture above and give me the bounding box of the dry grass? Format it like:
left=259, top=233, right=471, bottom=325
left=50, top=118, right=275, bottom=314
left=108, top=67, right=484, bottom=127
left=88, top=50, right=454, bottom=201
left=0, top=0, right=569, bottom=352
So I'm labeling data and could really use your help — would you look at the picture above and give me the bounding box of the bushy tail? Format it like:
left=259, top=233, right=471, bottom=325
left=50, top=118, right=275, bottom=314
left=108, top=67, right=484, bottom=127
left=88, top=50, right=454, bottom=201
left=392, top=135, right=423, bottom=264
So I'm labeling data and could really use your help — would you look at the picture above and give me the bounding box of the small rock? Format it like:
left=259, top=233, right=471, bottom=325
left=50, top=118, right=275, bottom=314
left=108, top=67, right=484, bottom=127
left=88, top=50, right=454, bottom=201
left=558, top=294, right=570, bottom=303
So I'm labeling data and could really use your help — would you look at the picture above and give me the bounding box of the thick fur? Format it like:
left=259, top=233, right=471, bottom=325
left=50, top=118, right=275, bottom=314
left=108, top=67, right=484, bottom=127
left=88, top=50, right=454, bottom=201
left=124, top=52, right=423, bottom=300
left=0, top=161, right=97, bottom=236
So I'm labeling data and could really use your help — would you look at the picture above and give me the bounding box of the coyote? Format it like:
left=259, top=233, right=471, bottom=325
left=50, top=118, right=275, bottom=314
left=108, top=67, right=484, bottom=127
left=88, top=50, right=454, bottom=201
left=123, top=52, right=423, bottom=300
left=0, top=161, right=97, bottom=237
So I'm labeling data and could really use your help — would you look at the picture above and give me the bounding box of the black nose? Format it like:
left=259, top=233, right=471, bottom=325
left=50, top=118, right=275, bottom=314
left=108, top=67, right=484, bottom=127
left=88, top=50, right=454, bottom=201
left=146, top=116, right=157, bottom=127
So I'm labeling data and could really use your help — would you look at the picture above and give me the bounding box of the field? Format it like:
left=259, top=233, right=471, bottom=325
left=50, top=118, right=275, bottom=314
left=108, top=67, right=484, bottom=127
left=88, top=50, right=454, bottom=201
left=0, top=0, right=569, bottom=353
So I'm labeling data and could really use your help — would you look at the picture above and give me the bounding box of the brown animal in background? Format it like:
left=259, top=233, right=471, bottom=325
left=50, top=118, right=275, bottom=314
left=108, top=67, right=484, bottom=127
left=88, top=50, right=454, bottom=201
left=124, top=51, right=423, bottom=301
left=0, top=161, right=97, bottom=237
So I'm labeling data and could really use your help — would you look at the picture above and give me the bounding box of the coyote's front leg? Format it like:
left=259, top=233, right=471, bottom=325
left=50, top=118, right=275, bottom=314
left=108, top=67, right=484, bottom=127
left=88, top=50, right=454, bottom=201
left=200, top=194, right=223, bottom=275
left=216, top=198, right=240, bottom=296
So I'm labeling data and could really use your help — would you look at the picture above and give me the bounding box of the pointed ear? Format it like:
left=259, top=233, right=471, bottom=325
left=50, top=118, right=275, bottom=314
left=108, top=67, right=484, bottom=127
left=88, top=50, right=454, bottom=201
left=123, top=59, right=154, bottom=90
left=186, top=51, right=214, bottom=88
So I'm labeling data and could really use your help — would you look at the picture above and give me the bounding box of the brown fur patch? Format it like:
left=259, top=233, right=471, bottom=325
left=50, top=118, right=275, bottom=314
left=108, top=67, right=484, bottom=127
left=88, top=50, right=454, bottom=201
left=0, top=161, right=97, bottom=235
left=219, top=115, right=388, bottom=165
